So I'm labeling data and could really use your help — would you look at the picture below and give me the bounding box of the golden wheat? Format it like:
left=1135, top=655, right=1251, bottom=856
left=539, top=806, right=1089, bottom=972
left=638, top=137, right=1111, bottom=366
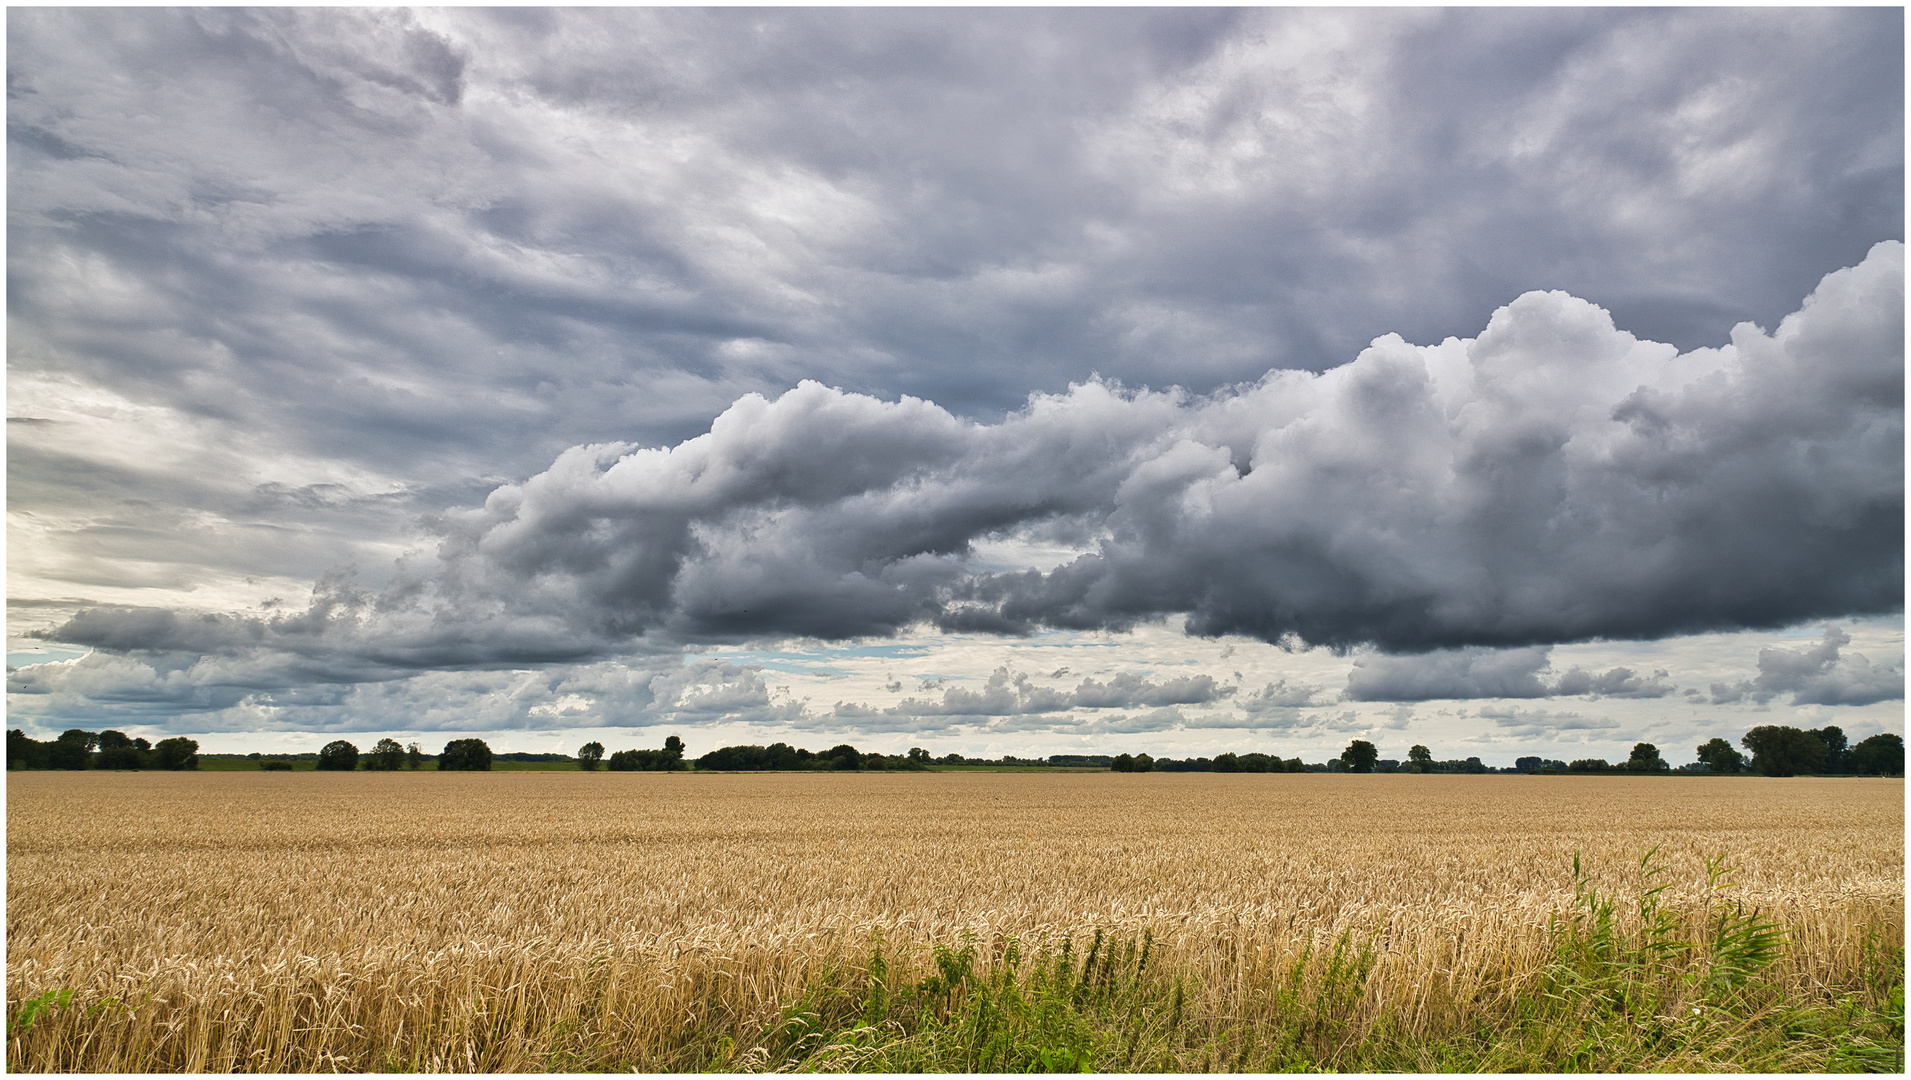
left=6, top=771, right=1902, bottom=1071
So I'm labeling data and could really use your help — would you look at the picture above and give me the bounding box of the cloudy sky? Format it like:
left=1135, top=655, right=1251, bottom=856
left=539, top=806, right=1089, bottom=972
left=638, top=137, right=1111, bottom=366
left=7, top=7, right=1903, bottom=764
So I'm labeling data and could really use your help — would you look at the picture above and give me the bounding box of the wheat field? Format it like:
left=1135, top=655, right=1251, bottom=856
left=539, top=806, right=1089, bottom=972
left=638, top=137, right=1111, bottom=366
left=6, top=770, right=1902, bottom=1071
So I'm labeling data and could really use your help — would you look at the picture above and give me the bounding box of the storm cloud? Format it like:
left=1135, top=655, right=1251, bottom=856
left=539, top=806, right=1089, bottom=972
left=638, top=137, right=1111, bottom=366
left=7, top=9, right=1902, bottom=747
left=43, top=241, right=1899, bottom=668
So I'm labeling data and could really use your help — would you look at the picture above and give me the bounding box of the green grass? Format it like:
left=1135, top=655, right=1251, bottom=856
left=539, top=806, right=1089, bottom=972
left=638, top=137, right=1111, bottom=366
left=697, top=850, right=1904, bottom=1073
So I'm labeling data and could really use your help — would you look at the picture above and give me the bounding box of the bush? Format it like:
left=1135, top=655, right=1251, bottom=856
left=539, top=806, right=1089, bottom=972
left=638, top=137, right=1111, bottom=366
left=316, top=740, right=359, bottom=771
left=259, top=760, right=294, bottom=771
left=438, top=739, right=493, bottom=771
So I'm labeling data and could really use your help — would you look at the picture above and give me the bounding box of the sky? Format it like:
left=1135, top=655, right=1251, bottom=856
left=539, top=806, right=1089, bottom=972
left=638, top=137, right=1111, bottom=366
left=6, top=7, right=1904, bottom=765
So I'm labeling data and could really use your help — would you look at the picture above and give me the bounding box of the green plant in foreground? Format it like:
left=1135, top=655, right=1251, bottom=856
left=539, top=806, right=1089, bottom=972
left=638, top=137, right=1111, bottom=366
left=738, top=852, right=1903, bottom=1074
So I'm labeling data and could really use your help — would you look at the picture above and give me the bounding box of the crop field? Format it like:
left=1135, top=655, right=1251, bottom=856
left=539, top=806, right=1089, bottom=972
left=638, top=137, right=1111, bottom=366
left=6, top=771, right=1903, bottom=1072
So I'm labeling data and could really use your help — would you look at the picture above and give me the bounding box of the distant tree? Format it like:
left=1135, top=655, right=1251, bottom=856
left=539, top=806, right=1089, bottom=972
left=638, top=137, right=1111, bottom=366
left=1810, top=726, right=1849, bottom=772
left=663, top=736, right=685, bottom=762
left=1847, top=733, right=1904, bottom=776
left=1111, top=753, right=1137, bottom=773
left=1740, top=725, right=1826, bottom=777
left=1212, top=752, right=1242, bottom=773
left=1568, top=758, right=1610, bottom=773
left=1407, top=745, right=1433, bottom=773
left=907, top=747, right=931, bottom=764
left=577, top=741, right=605, bottom=771
left=1283, top=757, right=1305, bottom=773
left=405, top=742, right=423, bottom=770
left=7, top=729, right=47, bottom=770
left=317, top=740, right=359, bottom=771
left=46, top=729, right=96, bottom=770
left=259, top=760, right=294, bottom=771
left=365, top=738, right=406, bottom=771
left=1626, top=743, right=1669, bottom=772
left=153, top=737, right=200, bottom=770
left=439, top=739, right=493, bottom=771
left=1134, top=752, right=1155, bottom=773
left=1514, top=756, right=1543, bottom=773
left=94, top=730, right=145, bottom=770
left=1694, top=737, right=1745, bottom=774
left=1340, top=740, right=1378, bottom=774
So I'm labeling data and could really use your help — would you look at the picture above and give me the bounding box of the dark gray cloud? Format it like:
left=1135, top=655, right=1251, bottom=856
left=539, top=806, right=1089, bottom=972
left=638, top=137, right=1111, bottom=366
left=35, top=242, right=1904, bottom=670
left=1710, top=627, right=1904, bottom=707
left=8, top=9, right=1903, bottom=738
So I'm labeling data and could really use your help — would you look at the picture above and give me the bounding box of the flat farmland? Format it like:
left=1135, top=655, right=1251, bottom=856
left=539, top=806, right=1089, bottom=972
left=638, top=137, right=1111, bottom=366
left=6, top=772, right=1903, bottom=1071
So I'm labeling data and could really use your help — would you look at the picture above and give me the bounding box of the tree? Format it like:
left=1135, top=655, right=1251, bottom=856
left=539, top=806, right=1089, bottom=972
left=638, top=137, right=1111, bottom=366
left=8, top=729, right=47, bottom=770
left=825, top=744, right=863, bottom=770
left=95, top=730, right=144, bottom=770
left=405, top=742, right=423, bottom=770
left=1408, top=745, right=1433, bottom=773
left=154, top=737, right=200, bottom=770
left=1340, top=740, right=1379, bottom=774
left=1514, top=756, right=1543, bottom=773
left=1111, top=753, right=1137, bottom=773
left=1134, top=752, right=1154, bottom=773
left=1568, top=758, right=1609, bottom=772
left=1694, top=737, right=1745, bottom=774
left=365, top=738, right=406, bottom=771
left=577, top=741, right=605, bottom=770
left=1810, top=726, right=1849, bottom=772
left=1626, top=743, right=1668, bottom=772
left=1740, top=725, right=1826, bottom=777
left=316, top=740, right=360, bottom=771
left=1212, top=752, right=1242, bottom=773
left=439, top=738, right=493, bottom=771
left=907, top=747, right=931, bottom=764
left=663, top=736, right=685, bottom=761
left=1847, top=733, right=1904, bottom=776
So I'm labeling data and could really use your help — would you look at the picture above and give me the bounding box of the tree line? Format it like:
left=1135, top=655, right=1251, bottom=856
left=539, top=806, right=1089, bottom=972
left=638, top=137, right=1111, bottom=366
left=12, top=723, right=1900, bottom=777
left=8, top=729, right=200, bottom=770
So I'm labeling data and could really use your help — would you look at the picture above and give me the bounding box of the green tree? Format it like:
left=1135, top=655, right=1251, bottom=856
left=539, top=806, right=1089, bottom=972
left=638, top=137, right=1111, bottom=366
left=1810, top=726, right=1849, bottom=772
left=48, top=729, right=97, bottom=770
left=365, top=738, right=405, bottom=771
left=1740, top=725, right=1826, bottom=777
left=438, top=738, right=493, bottom=771
left=1694, top=737, right=1745, bottom=774
left=906, top=747, right=930, bottom=764
left=825, top=744, right=863, bottom=770
left=95, top=730, right=144, bottom=770
left=1340, top=739, right=1379, bottom=774
left=1407, top=745, right=1433, bottom=773
left=405, top=742, right=423, bottom=770
left=316, top=740, right=359, bottom=771
left=7, top=729, right=47, bottom=770
left=1626, top=742, right=1668, bottom=772
left=153, top=736, right=199, bottom=770
left=1212, top=752, right=1242, bottom=773
left=577, top=741, right=605, bottom=770
left=1568, top=758, right=1609, bottom=772
left=1847, top=733, right=1904, bottom=776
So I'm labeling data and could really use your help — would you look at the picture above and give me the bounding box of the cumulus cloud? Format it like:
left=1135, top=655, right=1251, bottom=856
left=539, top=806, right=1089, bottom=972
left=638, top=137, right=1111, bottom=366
left=38, top=243, right=1904, bottom=679
left=885, top=666, right=1232, bottom=718
left=1710, top=626, right=1904, bottom=706
left=1345, top=648, right=1674, bottom=702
